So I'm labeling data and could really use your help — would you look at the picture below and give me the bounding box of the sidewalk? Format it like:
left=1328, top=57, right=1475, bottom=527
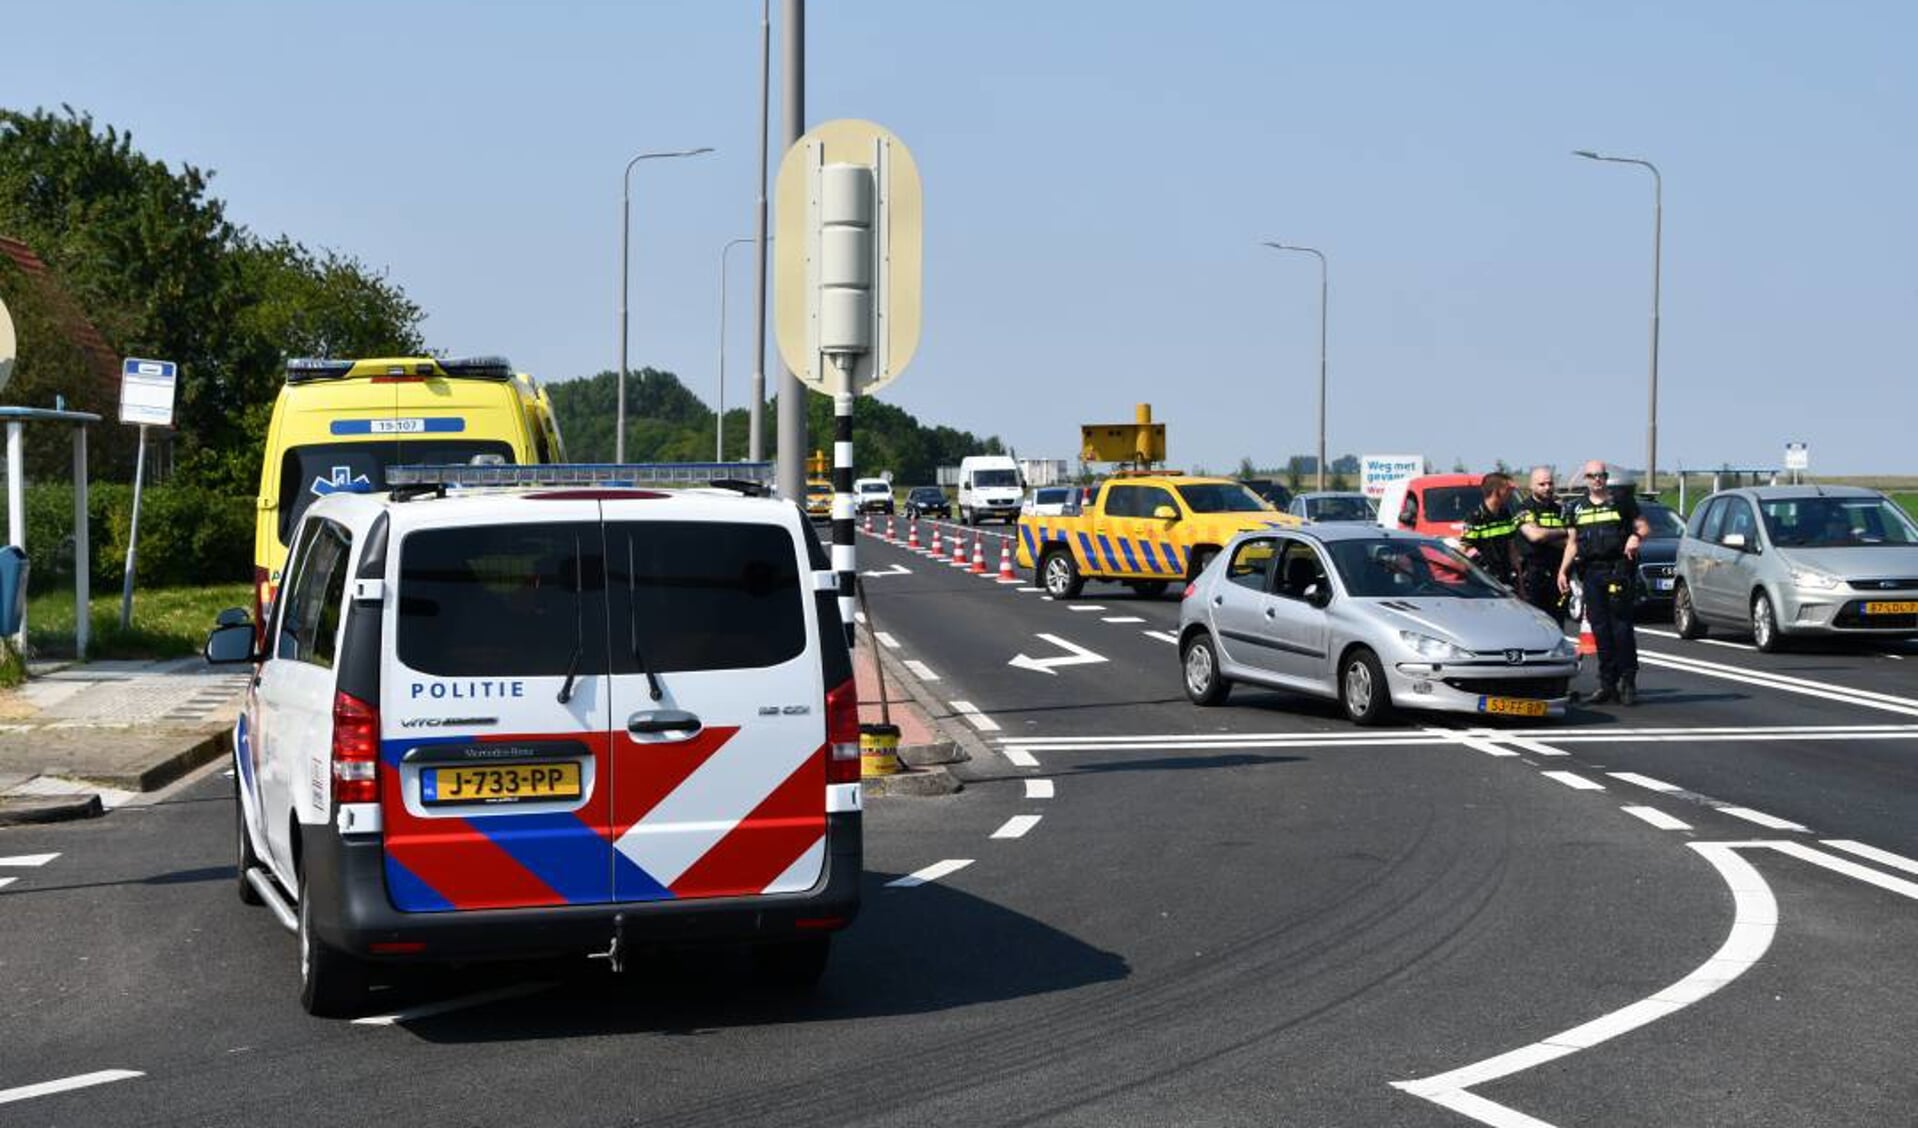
left=0, top=658, right=247, bottom=825
left=852, top=633, right=968, bottom=797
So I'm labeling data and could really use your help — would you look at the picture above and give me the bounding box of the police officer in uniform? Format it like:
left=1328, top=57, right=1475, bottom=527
left=1459, top=472, right=1520, bottom=587
left=1514, top=466, right=1571, bottom=627
left=1557, top=461, right=1651, bottom=705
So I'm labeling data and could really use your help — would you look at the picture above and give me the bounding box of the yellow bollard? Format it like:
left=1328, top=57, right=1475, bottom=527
left=860, top=723, right=903, bottom=778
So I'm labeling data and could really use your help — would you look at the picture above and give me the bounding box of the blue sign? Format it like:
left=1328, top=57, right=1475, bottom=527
left=329, top=417, right=466, bottom=436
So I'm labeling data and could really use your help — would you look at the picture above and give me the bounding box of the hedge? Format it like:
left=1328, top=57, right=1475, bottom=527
left=0, top=482, right=253, bottom=589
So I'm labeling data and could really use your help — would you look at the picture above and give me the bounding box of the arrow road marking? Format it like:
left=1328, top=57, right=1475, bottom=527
left=861, top=563, right=911, bottom=577
left=1393, top=839, right=1918, bottom=1127
left=1008, top=633, right=1109, bottom=676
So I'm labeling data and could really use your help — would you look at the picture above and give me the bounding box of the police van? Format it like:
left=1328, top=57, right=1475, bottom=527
left=253, top=355, right=566, bottom=630
left=205, top=463, right=861, bottom=1016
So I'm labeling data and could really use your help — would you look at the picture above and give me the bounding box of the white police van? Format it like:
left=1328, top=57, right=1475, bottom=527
left=205, top=463, right=862, bottom=1016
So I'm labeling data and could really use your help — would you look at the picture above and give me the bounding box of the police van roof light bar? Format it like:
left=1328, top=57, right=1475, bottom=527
left=384, top=462, right=775, bottom=489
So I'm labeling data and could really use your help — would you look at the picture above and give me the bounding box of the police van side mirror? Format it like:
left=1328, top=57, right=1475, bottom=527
left=204, top=620, right=259, bottom=665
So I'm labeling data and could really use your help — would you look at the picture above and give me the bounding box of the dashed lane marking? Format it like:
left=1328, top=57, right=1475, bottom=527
left=1432, top=728, right=1521, bottom=757
left=886, top=859, right=974, bottom=888
left=1025, top=779, right=1055, bottom=799
left=353, top=983, right=554, bottom=1026
left=1822, top=839, right=1918, bottom=876
left=903, top=659, right=940, bottom=681
left=874, top=631, right=900, bottom=649
left=991, top=815, right=1042, bottom=839
left=1541, top=770, right=1605, bottom=791
left=1003, top=748, right=1039, bottom=768
left=0, top=878, right=14, bottom=891
left=1621, top=805, right=1692, bottom=831
left=1017, top=586, right=1043, bottom=593
left=947, top=700, right=1001, bottom=733
left=0, top=1070, right=144, bottom=1106
left=1102, top=616, right=1145, bottom=623
left=1144, top=630, right=1179, bottom=644
left=0, top=853, right=60, bottom=867
left=1608, top=771, right=1682, bottom=793
left=1721, top=807, right=1808, bottom=832
left=1067, top=604, right=1106, bottom=612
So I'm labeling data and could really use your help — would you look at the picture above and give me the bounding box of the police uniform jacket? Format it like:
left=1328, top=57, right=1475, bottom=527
left=1567, top=491, right=1641, bottom=567
left=1514, top=494, right=1569, bottom=568
left=1459, top=502, right=1518, bottom=578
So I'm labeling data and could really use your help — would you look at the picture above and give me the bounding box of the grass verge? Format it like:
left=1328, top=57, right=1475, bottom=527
left=25, top=583, right=251, bottom=661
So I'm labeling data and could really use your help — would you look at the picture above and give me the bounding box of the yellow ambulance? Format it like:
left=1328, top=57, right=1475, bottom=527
left=252, top=355, right=564, bottom=622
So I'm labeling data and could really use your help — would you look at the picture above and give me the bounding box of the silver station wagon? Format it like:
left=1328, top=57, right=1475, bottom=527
left=1177, top=524, right=1578, bottom=725
left=1673, top=485, right=1918, bottom=651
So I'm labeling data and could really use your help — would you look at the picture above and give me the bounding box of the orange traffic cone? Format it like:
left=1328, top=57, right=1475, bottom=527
left=969, top=534, right=988, bottom=574
left=997, top=537, right=1019, bottom=582
left=885, top=515, right=896, bottom=541
left=929, top=526, right=942, bottom=556
left=863, top=512, right=872, bottom=533
left=952, top=533, right=967, bottom=565
left=1577, top=613, right=1597, bottom=656
left=908, top=522, right=921, bottom=550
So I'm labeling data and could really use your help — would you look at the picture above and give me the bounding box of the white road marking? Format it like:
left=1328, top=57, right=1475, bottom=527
left=903, top=659, right=940, bottom=681
left=1821, top=839, right=1918, bottom=876
left=992, top=814, right=1042, bottom=839
left=885, top=859, right=974, bottom=888
left=1393, top=843, right=1776, bottom=1127
left=0, top=853, right=60, bottom=867
left=1102, top=616, right=1146, bottom=623
left=874, top=631, right=900, bottom=649
left=1004, top=747, right=1039, bottom=768
left=1541, top=770, right=1605, bottom=791
left=1638, top=647, right=1918, bottom=717
left=1608, top=771, right=1682, bottom=793
left=0, top=1070, right=145, bottom=1105
left=853, top=611, right=867, bottom=625
left=1640, top=626, right=1756, bottom=651
left=1143, top=630, right=1180, bottom=644
left=1497, top=737, right=1569, bottom=757
left=0, top=877, right=15, bottom=890
left=860, top=563, right=911, bottom=577
left=1431, top=728, right=1520, bottom=757
left=1024, top=779, right=1055, bottom=799
left=1754, top=840, right=1918, bottom=901
left=1621, top=805, right=1692, bottom=831
left=1067, top=604, right=1107, bottom=612
left=1018, top=586, right=1043, bottom=593
left=1008, top=633, right=1109, bottom=676
left=353, top=982, right=554, bottom=1026
left=1720, top=807, right=1808, bottom=832
left=947, top=700, right=1001, bottom=732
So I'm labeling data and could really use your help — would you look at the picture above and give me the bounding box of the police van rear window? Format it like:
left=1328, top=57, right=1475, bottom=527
left=398, top=522, right=607, bottom=677
left=607, top=521, right=805, bottom=674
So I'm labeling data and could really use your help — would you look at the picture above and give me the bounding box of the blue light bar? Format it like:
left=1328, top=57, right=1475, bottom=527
left=384, top=462, right=775, bottom=488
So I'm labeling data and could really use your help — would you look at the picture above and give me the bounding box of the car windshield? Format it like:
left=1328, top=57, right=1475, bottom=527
left=1641, top=504, right=1686, bottom=538
left=1759, top=497, right=1918, bottom=547
left=972, top=469, right=1019, bottom=487
left=1327, top=537, right=1508, bottom=599
left=910, top=488, right=943, bottom=501
left=1177, top=482, right=1270, bottom=513
left=1422, top=486, right=1481, bottom=524
left=1309, top=495, right=1375, bottom=522
left=858, top=482, right=888, bottom=494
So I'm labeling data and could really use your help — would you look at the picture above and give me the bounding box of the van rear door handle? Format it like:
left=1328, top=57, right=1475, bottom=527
left=627, top=710, right=702, bottom=736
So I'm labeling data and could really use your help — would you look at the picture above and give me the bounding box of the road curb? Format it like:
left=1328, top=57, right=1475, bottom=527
left=0, top=792, right=103, bottom=826
left=869, top=636, right=1002, bottom=783
left=858, top=638, right=978, bottom=797
left=101, top=728, right=234, bottom=794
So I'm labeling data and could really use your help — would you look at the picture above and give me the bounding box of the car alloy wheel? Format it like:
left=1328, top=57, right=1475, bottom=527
left=1182, top=633, right=1230, bottom=706
left=1752, top=591, right=1782, bottom=652
left=1673, top=582, right=1706, bottom=640
left=1041, top=550, right=1083, bottom=599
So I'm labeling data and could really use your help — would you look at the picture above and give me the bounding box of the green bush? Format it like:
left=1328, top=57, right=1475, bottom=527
left=0, top=482, right=253, bottom=589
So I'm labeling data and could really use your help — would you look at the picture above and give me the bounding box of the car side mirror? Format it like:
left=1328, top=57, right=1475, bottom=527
left=1153, top=505, right=1179, bottom=521
left=1722, top=532, right=1755, bottom=552
left=1304, top=583, right=1331, bottom=609
left=204, top=620, right=258, bottom=665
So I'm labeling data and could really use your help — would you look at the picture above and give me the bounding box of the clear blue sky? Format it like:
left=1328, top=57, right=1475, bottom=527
left=5, top=1, right=1913, bottom=475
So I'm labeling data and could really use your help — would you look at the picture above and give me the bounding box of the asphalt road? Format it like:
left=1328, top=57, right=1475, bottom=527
left=2, top=519, right=1914, bottom=1127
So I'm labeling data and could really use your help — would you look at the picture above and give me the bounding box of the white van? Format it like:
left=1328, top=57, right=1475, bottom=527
left=204, top=464, right=862, bottom=1016
left=957, top=455, right=1024, bottom=525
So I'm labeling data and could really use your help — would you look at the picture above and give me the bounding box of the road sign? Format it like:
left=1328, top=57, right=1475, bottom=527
left=0, top=294, right=16, bottom=395
left=118, top=358, right=177, bottom=427
left=1361, top=454, right=1425, bottom=498
left=774, top=119, right=923, bottom=396
left=1784, top=442, right=1809, bottom=471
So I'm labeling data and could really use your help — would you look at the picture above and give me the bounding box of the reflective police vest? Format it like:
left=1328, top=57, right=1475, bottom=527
left=1570, top=496, right=1630, bottom=561
left=1514, top=496, right=1569, bottom=565
left=1460, top=504, right=1518, bottom=576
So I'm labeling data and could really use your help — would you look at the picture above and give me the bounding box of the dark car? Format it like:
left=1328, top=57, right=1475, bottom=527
left=1239, top=479, right=1294, bottom=512
left=1632, top=499, right=1687, bottom=617
left=904, top=486, right=951, bottom=520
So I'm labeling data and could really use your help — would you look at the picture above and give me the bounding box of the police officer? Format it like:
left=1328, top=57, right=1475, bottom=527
left=1514, top=466, right=1571, bottom=627
left=1459, top=472, right=1520, bottom=587
left=1557, top=461, right=1652, bottom=705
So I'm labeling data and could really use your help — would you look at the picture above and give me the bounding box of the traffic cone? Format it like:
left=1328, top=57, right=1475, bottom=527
left=1577, top=613, right=1597, bottom=657
left=863, top=512, right=872, bottom=534
left=952, top=533, right=967, bottom=565
left=908, top=522, right=921, bottom=550
left=969, top=534, right=987, bottom=574
left=997, top=537, right=1019, bottom=582
left=929, top=526, right=941, bottom=556
left=885, top=515, right=896, bottom=541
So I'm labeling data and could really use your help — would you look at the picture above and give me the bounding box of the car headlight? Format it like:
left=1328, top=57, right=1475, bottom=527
left=1790, top=568, right=1840, bottom=590
left=1399, top=631, right=1469, bottom=660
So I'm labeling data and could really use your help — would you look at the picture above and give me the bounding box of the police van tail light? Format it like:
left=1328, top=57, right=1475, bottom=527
left=331, top=691, right=381, bottom=804
left=825, top=677, right=860, bottom=785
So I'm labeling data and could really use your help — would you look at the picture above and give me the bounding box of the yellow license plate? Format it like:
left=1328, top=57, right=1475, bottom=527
left=1862, top=601, right=1918, bottom=615
left=1480, top=696, right=1548, bottom=718
left=424, top=762, right=581, bottom=806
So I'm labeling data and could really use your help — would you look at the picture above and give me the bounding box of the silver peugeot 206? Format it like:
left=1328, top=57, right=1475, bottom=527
left=1177, top=523, right=1579, bottom=725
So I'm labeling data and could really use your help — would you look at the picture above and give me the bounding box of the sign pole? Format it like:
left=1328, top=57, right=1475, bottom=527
left=833, top=384, right=856, bottom=649
left=119, top=424, right=147, bottom=631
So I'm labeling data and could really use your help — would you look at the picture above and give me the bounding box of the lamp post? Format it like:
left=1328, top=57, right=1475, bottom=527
left=618, top=146, right=713, bottom=463
left=1573, top=149, right=1662, bottom=494
left=1260, top=241, right=1329, bottom=491
left=716, top=236, right=757, bottom=460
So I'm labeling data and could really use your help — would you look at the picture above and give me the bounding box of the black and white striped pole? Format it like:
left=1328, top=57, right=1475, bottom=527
left=772, top=120, right=923, bottom=649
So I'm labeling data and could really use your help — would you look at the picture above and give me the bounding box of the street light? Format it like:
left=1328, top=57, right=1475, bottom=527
left=618, top=146, right=713, bottom=463
left=1573, top=148, right=1662, bottom=494
left=1260, top=241, right=1329, bottom=491
left=716, top=235, right=758, bottom=461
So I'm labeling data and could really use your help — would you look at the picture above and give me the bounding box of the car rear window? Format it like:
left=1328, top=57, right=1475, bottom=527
left=608, top=521, right=805, bottom=673
left=279, top=441, right=514, bottom=545
left=1421, top=486, right=1481, bottom=524
left=398, top=522, right=606, bottom=677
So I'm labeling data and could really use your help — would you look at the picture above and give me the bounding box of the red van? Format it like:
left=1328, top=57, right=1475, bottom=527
left=1378, top=473, right=1486, bottom=541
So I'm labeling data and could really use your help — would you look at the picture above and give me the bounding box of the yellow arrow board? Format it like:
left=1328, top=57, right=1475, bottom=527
left=774, top=119, right=923, bottom=396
